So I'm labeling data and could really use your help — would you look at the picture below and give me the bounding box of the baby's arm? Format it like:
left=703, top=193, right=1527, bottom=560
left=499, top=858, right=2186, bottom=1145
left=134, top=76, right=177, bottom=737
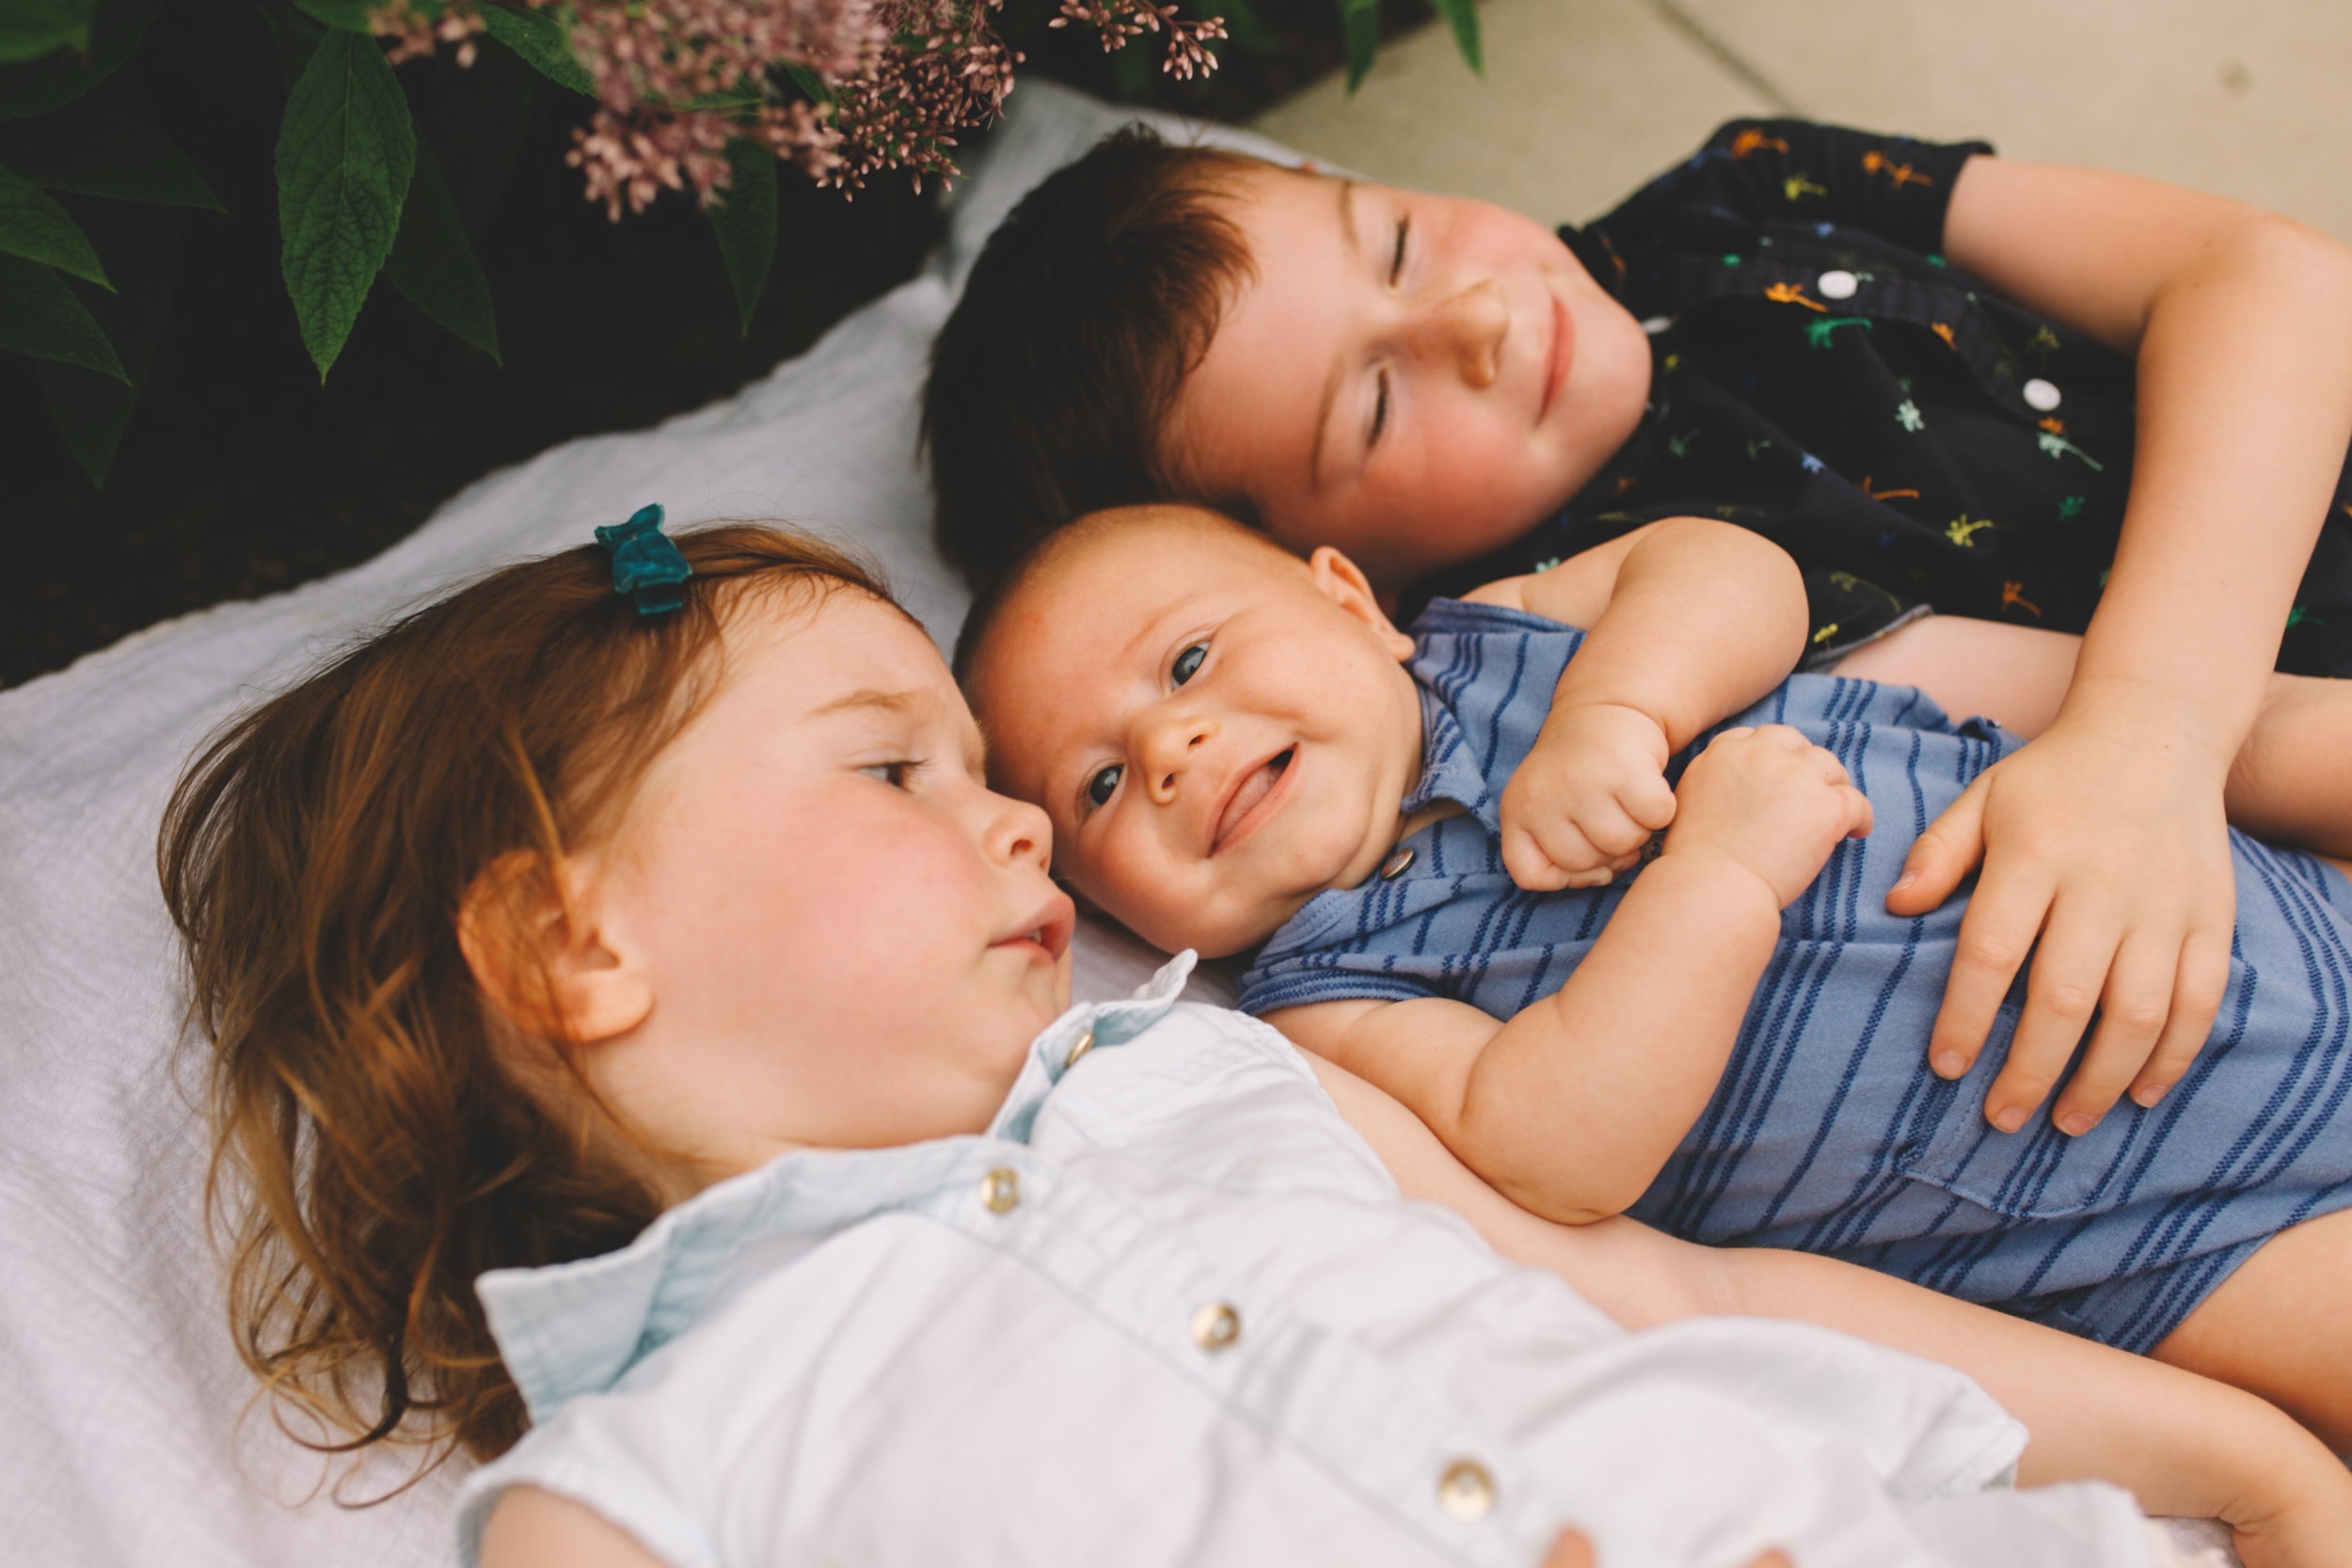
left=1311, top=1051, right=2352, bottom=1568
left=1271, top=725, right=1868, bottom=1224
left=1465, top=516, right=1809, bottom=891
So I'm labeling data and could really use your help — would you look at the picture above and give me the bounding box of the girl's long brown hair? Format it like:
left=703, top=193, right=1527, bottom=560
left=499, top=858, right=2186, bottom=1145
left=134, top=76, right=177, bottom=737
left=158, top=524, right=897, bottom=1475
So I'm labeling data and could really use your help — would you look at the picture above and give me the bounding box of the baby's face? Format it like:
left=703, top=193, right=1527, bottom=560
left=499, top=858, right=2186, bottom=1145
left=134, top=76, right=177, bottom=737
left=970, top=508, right=1426, bottom=958
left=1163, top=165, right=1652, bottom=589
left=585, top=589, right=1075, bottom=1186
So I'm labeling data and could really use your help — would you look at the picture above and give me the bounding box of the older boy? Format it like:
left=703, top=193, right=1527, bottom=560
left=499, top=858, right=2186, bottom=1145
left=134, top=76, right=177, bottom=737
left=926, top=118, right=2352, bottom=1183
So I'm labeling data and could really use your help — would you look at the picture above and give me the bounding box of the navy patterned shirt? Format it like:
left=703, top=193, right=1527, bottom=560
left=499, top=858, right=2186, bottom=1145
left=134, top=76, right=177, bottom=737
left=1406, top=119, right=2352, bottom=676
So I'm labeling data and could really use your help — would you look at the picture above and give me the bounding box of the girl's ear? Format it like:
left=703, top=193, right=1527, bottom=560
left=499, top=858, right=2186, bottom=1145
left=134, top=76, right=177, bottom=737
left=458, top=851, right=653, bottom=1045
left=1307, top=546, right=1416, bottom=662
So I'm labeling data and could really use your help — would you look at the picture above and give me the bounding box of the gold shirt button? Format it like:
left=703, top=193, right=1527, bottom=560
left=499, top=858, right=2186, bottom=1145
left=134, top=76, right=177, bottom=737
left=1379, top=847, right=1417, bottom=880
left=1437, top=1459, right=1496, bottom=1522
left=1065, top=1028, right=1096, bottom=1069
left=980, top=1167, right=1020, bottom=1214
left=1189, top=1300, right=1242, bottom=1352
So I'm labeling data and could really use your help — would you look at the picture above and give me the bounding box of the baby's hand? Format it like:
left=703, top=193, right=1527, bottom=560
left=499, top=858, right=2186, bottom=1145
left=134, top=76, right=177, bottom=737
left=1500, top=703, right=1676, bottom=891
left=1664, top=726, right=1873, bottom=907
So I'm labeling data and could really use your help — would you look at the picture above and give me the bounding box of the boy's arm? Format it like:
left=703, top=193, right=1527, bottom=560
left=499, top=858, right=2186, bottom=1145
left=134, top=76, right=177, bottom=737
left=1467, top=517, right=1808, bottom=891
left=1273, top=725, right=1867, bottom=1224
left=1896, top=156, right=2352, bottom=1138
left=1310, top=1051, right=2352, bottom=1563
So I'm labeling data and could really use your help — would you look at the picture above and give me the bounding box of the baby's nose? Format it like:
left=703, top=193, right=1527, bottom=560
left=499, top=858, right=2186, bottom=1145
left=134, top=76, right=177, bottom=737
left=1142, top=718, right=1214, bottom=803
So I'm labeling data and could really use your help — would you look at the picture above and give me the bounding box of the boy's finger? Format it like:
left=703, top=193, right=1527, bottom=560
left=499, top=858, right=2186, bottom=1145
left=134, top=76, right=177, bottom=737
left=1984, top=905, right=2117, bottom=1132
left=2128, top=931, right=2231, bottom=1108
left=1925, top=863, right=2052, bottom=1083
left=1887, top=773, right=1989, bottom=916
left=2047, top=934, right=2177, bottom=1134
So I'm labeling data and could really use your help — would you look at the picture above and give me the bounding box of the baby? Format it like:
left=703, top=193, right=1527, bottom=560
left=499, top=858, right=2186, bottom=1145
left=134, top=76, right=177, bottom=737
left=927, top=118, right=2352, bottom=1173
left=961, top=501, right=2352, bottom=1453
left=160, top=518, right=2352, bottom=1567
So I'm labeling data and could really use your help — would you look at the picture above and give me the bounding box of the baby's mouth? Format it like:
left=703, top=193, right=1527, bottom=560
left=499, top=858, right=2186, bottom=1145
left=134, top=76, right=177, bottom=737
left=1212, top=747, right=1295, bottom=854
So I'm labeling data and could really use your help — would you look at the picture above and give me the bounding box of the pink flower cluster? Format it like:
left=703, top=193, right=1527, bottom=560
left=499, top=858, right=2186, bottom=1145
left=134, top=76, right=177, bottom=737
left=366, top=0, right=1224, bottom=218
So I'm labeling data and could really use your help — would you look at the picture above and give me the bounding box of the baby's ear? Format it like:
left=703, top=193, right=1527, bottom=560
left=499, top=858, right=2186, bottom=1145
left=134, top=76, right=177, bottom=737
left=457, top=850, right=653, bottom=1046
left=1308, top=546, right=1416, bottom=662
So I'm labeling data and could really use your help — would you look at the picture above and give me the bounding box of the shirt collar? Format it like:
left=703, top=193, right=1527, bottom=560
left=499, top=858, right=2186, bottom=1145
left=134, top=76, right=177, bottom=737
left=476, top=952, right=1198, bottom=1423
left=1400, top=673, right=1503, bottom=833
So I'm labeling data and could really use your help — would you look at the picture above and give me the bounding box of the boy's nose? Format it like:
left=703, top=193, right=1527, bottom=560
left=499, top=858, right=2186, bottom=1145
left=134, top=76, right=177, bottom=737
left=1140, top=713, right=1216, bottom=804
left=1413, top=280, right=1504, bottom=388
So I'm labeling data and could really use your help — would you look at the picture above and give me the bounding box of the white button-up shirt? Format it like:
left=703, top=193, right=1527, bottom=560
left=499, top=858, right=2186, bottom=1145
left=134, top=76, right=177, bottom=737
left=455, top=958, right=2155, bottom=1568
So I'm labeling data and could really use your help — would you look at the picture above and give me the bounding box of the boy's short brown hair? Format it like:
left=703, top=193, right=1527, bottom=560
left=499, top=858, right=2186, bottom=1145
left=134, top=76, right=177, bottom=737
left=922, top=126, right=1263, bottom=591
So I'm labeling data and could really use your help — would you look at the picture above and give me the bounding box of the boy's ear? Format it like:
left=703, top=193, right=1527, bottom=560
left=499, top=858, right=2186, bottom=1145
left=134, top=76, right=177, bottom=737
left=458, top=851, right=653, bottom=1046
left=1307, top=546, right=1415, bottom=662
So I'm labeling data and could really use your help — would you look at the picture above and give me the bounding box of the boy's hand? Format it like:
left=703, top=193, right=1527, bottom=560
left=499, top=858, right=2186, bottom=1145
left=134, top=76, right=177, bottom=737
left=1665, top=726, right=1873, bottom=907
left=1501, top=703, right=1677, bottom=891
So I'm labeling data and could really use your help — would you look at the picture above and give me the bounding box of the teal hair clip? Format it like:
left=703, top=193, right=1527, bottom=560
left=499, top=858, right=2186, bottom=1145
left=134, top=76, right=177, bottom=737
left=596, top=504, right=692, bottom=616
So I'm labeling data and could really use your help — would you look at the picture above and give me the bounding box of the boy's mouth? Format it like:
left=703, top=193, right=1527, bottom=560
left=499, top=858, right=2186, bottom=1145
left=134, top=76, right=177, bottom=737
left=1211, top=747, right=1296, bottom=855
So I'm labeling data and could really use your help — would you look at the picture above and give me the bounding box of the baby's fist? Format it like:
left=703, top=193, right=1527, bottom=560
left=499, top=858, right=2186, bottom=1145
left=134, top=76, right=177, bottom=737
left=1665, top=726, right=1872, bottom=907
left=1501, top=703, right=1676, bottom=892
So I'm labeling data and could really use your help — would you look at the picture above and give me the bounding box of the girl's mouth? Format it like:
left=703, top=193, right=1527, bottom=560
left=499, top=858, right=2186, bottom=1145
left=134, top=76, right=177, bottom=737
left=1212, top=747, right=1296, bottom=855
left=1538, top=291, right=1575, bottom=423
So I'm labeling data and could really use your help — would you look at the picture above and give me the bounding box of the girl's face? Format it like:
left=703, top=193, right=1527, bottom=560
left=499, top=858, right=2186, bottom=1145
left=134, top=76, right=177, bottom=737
left=579, top=589, right=1074, bottom=1196
left=1163, top=166, right=1652, bottom=589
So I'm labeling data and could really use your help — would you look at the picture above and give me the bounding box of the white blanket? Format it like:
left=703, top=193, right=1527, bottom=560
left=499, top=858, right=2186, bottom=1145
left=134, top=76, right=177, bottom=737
left=0, top=78, right=2232, bottom=1568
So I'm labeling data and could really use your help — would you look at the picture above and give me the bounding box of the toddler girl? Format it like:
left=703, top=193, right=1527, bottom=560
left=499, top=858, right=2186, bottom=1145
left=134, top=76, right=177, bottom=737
left=160, top=517, right=2350, bottom=1567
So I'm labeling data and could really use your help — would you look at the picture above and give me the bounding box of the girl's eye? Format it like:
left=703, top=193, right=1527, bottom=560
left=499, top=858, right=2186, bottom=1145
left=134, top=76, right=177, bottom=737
left=858, top=760, right=914, bottom=788
left=1369, top=367, right=1391, bottom=450
left=1085, top=764, right=1122, bottom=809
left=1170, top=643, right=1206, bottom=687
left=1389, top=215, right=1409, bottom=284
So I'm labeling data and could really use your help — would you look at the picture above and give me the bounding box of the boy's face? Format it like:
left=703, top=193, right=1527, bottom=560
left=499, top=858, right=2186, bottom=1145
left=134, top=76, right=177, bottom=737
left=970, top=508, right=1426, bottom=958
left=1164, top=166, right=1652, bottom=588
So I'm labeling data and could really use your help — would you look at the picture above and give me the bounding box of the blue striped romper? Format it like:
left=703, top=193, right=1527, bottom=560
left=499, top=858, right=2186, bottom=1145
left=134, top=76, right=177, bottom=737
left=1237, top=599, right=2352, bottom=1351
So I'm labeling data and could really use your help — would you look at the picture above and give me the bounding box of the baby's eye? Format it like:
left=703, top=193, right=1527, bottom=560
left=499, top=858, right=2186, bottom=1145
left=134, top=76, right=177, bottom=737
left=1085, top=764, right=1123, bottom=810
left=1170, top=643, right=1206, bottom=687
left=1389, top=215, right=1409, bottom=285
left=857, top=760, right=915, bottom=788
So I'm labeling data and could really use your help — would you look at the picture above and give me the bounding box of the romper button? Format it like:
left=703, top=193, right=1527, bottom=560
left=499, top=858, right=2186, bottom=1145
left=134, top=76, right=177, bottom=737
left=1816, top=268, right=1858, bottom=300
left=1065, top=1028, right=1096, bottom=1069
left=1379, top=847, right=1417, bottom=880
left=1437, top=1459, right=1496, bottom=1521
left=1189, top=1301, right=1242, bottom=1351
left=2023, top=377, right=2062, bottom=411
left=980, top=1167, right=1020, bottom=1214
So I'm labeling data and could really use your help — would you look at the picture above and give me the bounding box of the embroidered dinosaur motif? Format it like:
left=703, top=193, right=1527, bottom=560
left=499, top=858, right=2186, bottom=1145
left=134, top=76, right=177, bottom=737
left=1783, top=173, right=1830, bottom=202
left=2037, top=431, right=2105, bottom=469
left=1811, top=623, right=1841, bottom=646
left=2001, top=581, right=2042, bottom=618
left=1896, top=400, right=1925, bottom=432
left=2058, top=495, right=2086, bottom=519
left=2039, top=417, right=2066, bottom=436
left=1800, top=452, right=1826, bottom=473
left=1860, top=150, right=1933, bottom=189
left=1828, top=571, right=1909, bottom=612
left=1946, top=515, right=1994, bottom=547
left=2028, top=325, right=2062, bottom=361
left=1731, top=129, right=1789, bottom=159
left=1667, top=428, right=1700, bottom=458
left=1931, top=322, right=1956, bottom=348
left=1859, top=476, right=1919, bottom=500
left=1614, top=474, right=1638, bottom=495
left=2288, top=604, right=2327, bottom=628
left=1746, top=438, right=1773, bottom=460
left=1764, top=281, right=1828, bottom=311
left=1531, top=557, right=1565, bottom=575
left=1804, top=316, right=1873, bottom=349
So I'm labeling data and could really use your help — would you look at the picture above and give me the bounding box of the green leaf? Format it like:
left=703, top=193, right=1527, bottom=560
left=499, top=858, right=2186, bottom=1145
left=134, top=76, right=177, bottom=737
left=0, top=158, right=106, bottom=283
left=276, top=29, right=416, bottom=379
left=34, top=203, right=177, bottom=482
left=477, top=2, right=592, bottom=98
left=0, top=98, right=224, bottom=210
left=0, top=250, right=122, bottom=374
left=1335, top=0, right=1378, bottom=92
left=293, top=0, right=374, bottom=29
left=0, top=0, right=159, bottom=121
left=37, top=357, right=135, bottom=483
left=0, top=0, right=91, bottom=65
left=780, top=60, right=834, bottom=110
left=707, top=137, right=774, bottom=336
left=430, top=31, right=533, bottom=237
left=383, top=137, right=498, bottom=359
left=1431, top=0, right=1480, bottom=72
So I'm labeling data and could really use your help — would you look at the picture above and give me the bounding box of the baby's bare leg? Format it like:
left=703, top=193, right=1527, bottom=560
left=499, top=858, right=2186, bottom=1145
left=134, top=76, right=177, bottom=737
left=2151, top=1206, right=2352, bottom=1454
left=1833, top=615, right=2352, bottom=859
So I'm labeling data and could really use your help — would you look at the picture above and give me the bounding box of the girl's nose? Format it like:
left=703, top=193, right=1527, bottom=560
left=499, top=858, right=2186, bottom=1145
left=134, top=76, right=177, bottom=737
left=987, top=790, right=1053, bottom=870
left=1412, top=280, right=1504, bottom=388
left=1140, top=711, right=1216, bottom=804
